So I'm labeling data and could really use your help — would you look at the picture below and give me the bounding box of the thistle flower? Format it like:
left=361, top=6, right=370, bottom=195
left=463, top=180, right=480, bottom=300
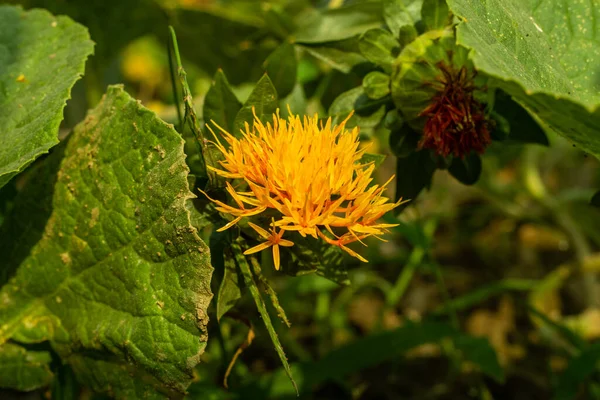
left=202, top=109, right=402, bottom=270
left=419, top=63, right=490, bottom=158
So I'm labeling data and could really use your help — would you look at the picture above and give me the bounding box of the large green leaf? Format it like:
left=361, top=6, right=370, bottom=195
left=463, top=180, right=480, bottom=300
left=294, top=2, right=384, bottom=44
left=0, top=5, right=93, bottom=188
left=0, top=86, right=213, bottom=398
left=447, top=0, right=600, bottom=159
left=0, top=342, right=53, bottom=391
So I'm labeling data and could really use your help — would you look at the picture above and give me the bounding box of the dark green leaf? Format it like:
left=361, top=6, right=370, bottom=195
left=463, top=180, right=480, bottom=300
left=295, top=2, right=384, bottom=44
left=300, top=37, right=367, bottom=74
left=0, top=86, right=214, bottom=398
left=492, top=90, right=548, bottom=145
left=217, top=250, right=243, bottom=322
left=0, top=342, right=53, bottom=391
left=383, top=0, right=422, bottom=38
left=0, top=140, right=66, bottom=285
left=360, top=153, right=387, bottom=168
left=591, top=191, right=600, bottom=208
left=448, top=0, right=600, bottom=160
left=204, top=69, right=242, bottom=134
left=398, top=24, right=419, bottom=47
left=329, top=87, right=387, bottom=131
left=421, top=0, right=450, bottom=31
left=233, top=74, right=278, bottom=137
left=0, top=5, right=93, bottom=188
left=389, top=124, right=420, bottom=158
left=233, top=239, right=298, bottom=394
left=282, top=233, right=348, bottom=286
left=394, top=150, right=437, bottom=207
left=448, top=152, right=482, bottom=185
left=555, top=343, right=600, bottom=400
left=363, top=71, right=391, bottom=100
left=454, top=335, right=505, bottom=383
left=358, top=28, right=400, bottom=72
left=263, top=42, right=297, bottom=98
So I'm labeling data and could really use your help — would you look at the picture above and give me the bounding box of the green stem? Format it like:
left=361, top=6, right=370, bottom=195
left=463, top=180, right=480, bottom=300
left=167, top=33, right=183, bottom=132
left=433, top=262, right=459, bottom=330
left=233, top=240, right=298, bottom=394
left=386, top=246, right=424, bottom=307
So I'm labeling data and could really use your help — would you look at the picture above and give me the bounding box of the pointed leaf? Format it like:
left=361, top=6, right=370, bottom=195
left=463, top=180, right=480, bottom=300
left=0, top=86, right=213, bottom=398
left=421, top=0, right=450, bottom=31
left=0, top=5, right=94, bottom=188
left=263, top=42, right=297, bottom=98
left=203, top=69, right=242, bottom=134
left=383, top=0, right=422, bottom=38
left=233, top=74, right=278, bottom=137
left=358, top=28, right=400, bottom=72
left=233, top=239, right=298, bottom=394
left=555, top=343, right=600, bottom=400
left=363, top=71, right=391, bottom=100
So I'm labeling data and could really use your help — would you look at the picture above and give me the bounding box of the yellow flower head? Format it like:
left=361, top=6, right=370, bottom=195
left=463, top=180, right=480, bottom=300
left=203, top=109, right=402, bottom=270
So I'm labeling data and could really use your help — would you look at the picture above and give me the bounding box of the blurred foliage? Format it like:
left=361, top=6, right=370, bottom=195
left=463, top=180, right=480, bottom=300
left=2, top=0, right=600, bottom=399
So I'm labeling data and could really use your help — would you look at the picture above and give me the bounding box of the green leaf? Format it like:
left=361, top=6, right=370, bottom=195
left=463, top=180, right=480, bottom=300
left=363, top=71, right=391, bottom=100
left=592, top=191, right=600, bottom=208
left=383, top=0, right=422, bottom=38
left=283, top=234, right=349, bottom=286
left=454, top=335, right=504, bottom=383
left=0, top=86, right=213, bottom=398
left=0, top=5, right=93, bottom=189
left=328, top=87, right=387, bottom=131
left=360, top=153, right=387, bottom=168
left=203, top=69, right=242, bottom=135
left=555, top=343, right=600, bottom=400
left=358, top=28, right=400, bottom=72
left=300, top=37, right=368, bottom=74
left=492, top=90, right=548, bottom=145
left=0, top=342, right=53, bottom=391
left=212, top=232, right=242, bottom=322
left=233, top=74, right=278, bottom=137
left=447, top=0, right=600, bottom=159
left=233, top=239, right=298, bottom=395
left=421, top=0, right=450, bottom=31
left=394, top=150, right=437, bottom=207
left=389, top=124, right=420, bottom=158
left=263, top=42, right=297, bottom=98
left=448, top=152, right=482, bottom=185
left=0, top=140, right=66, bottom=285
left=294, top=2, right=384, bottom=44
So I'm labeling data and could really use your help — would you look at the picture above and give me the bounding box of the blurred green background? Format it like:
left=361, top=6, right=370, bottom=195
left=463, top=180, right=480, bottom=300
left=3, top=0, right=600, bottom=399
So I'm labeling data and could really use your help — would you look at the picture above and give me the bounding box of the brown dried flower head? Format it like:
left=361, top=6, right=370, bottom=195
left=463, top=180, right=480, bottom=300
left=418, top=62, right=491, bottom=158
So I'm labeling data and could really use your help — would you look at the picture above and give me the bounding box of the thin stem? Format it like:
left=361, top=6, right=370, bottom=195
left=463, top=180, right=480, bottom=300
left=167, top=33, right=183, bottom=132
left=433, top=262, right=459, bottom=330
left=386, top=246, right=424, bottom=307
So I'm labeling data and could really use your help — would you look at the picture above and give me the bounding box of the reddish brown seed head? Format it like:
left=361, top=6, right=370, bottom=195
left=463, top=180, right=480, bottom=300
left=418, top=63, right=491, bottom=158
